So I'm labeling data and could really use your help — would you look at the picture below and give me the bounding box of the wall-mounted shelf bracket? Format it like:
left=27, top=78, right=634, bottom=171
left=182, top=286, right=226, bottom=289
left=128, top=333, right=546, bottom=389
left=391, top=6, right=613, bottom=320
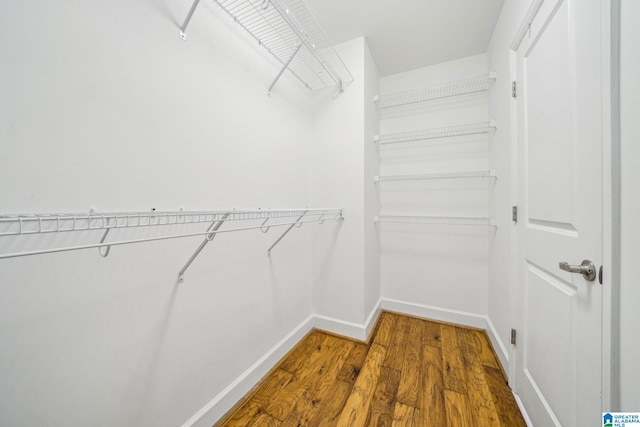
left=177, top=213, right=229, bottom=283
left=178, top=0, right=201, bottom=40
left=267, top=210, right=306, bottom=255
left=268, top=43, right=303, bottom=96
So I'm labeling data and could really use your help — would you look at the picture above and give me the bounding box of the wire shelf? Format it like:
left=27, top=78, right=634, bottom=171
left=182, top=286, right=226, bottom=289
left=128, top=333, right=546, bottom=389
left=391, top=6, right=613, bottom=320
left=375, top=73, right=496, bottom=109
left=200, top=0, right=353, bottom=91
left=374, top=215, right=496, bottom=227
left=0, top=208, right=341, bottom=237
left=374, top=170, right=497, bottom=183
left=375, top=121, right=496, bottom=146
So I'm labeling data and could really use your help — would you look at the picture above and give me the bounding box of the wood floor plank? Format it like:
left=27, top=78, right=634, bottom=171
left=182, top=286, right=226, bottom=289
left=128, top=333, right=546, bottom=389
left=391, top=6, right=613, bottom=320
left=457, top=328, right=500, bottom=370
left=279, top=331, right=327, bottom=374
left=423, top=320, right=442, bottom=348
left=396, top=317, right=424, bottom=407
left=366, top=366, right=401, bottom=427
left=265, top=334, right=343, bottom=421
left=465, top=361, right=501, bottom=427
left=384, top=315, right=411, bottom=371
left=391, top=402, right=417, bottom=427
left=373, top=312, right=397, bottom=347
left=249, top=413, right=281, bottom=427
left=444, top=390, right=473, bottom=427
left=337, top=342, right=369, bottom=384
left=312, top=380, right=354, bottom=427
left=441, top=325, right=468, bottom=394
left=483, top=366, right=527, bottom=427
left=336, top=343, right=388, bottom=427
left=220, top=369, right=294, bottom=427
left=281, top=340, right=354, bottom=427
left=416, top=345, right=446, bottom=427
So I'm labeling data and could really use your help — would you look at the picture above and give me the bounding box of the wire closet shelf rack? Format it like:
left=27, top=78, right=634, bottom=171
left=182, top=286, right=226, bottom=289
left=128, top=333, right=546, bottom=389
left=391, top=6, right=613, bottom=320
left=374, top=72, right=496, bottom=110
left=374, top=121, right=496, bottom=146
left=374, top=170, right=497, bottom=183
left=179, top=0, right=353, bottom=94
left=0, top=208, right=343, bottom=281
left=375, top=215, right=496, bottom=227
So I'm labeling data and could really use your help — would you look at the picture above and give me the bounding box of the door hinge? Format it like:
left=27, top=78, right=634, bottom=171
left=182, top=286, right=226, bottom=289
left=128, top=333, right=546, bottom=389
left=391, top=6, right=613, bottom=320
left=512, top=206, right=518, bottom=223
left=512, top=81, right=517, bottom=98
left=511, top=328, right=517, bottom=345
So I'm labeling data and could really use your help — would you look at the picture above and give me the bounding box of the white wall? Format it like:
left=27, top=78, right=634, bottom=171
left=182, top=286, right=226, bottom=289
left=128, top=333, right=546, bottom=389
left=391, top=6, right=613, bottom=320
left=379, top=55, right=492, bottom=320
left=486, top=0, right=532, bottom=370
left=0, top=1, right=324, bottom=426
left=619, top=0, right=640, bottom=411
left=311, top=37, right=380, bottom=334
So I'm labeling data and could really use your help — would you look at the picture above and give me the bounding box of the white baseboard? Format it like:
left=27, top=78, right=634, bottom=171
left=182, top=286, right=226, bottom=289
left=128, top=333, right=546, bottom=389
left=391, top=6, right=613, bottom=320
left=513, top=391, right=534, bottom=426
left=485, top=316, right=510, bottom=372
left=182, top=314, right=315, bottom=427
left=380, top=297, right=488, bottom=329
left=313, top=299, right=382, bottom=341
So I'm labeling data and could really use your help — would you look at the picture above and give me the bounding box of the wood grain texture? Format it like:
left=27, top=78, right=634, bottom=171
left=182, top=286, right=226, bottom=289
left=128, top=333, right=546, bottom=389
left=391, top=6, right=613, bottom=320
left=336, top=343, right=387, bottom=427
left=391, top=402, right=417, bottom=427
left=444, top=390, right=473, bottom=427
left=217, top=312, right=525, bottom=427
left=366, top=366, right=401, bottom=427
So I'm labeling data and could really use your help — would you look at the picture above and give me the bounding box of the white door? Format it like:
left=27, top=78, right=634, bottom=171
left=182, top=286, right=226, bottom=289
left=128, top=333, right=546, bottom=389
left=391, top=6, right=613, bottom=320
left=514, top=0, right=603, bottom=426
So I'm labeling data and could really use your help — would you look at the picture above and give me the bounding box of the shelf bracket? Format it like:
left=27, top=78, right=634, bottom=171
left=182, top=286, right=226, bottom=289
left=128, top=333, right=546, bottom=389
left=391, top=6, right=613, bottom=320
left=178, top=0, right=202, bottom=40
left=268, top=43, right=303, bottom=96
left=267, top=211, right=307, bottom=255
left=177, top=213, right=229, bottom=283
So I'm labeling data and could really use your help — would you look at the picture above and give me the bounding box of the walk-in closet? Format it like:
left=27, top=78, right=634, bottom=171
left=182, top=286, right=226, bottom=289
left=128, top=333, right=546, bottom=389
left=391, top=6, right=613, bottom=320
left=1, top=0, right=638, bottom=426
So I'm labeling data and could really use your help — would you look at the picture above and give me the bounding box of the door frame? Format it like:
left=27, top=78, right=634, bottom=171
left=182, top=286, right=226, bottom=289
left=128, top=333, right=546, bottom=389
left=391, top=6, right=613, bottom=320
left=507, top=0, right=617, bottom=412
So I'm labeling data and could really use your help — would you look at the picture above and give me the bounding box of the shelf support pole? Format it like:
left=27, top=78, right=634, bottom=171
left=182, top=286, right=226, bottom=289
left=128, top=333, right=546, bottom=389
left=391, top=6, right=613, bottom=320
left=178, top=0, right=201, bottom=40
left=268, top=43, right=302, bottom=96
left=177, top=213, right=229, bottom=283
left=267, top=211, right=306, bottom=255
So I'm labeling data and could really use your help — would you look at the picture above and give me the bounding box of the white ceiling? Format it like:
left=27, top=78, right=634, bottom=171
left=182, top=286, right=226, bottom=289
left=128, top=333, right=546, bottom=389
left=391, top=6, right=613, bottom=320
left=304, top=0, right=506, bottom=77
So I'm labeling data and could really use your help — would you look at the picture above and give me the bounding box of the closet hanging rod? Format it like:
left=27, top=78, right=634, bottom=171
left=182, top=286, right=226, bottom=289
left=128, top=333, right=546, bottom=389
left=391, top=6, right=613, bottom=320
left=0, top=209, right=343, bottom=260
left=374, top=72, right=496, bottom=109
left=374, top=170, right=497, bottom=183
left=374, top=121, right=496, bottom=145
left=374, top=215, right=496, bottom=227
left=0, top=208, right=339, bottom=237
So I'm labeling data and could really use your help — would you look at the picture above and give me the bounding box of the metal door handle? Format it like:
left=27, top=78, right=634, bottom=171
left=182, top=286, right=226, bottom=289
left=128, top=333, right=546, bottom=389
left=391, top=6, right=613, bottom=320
left=558, top=260, right=596, bottom=281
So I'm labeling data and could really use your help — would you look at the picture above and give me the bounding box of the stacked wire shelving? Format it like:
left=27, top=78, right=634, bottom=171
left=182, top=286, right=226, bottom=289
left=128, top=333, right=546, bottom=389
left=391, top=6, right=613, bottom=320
left=0, top=208, right=344, bottom=281
left=374, top=72, right=496, bottom=110
left=374, top=170, right=497, bottom=183
left=374, top=72, right=497, bottom=229
left=374, top=121, right=496, bottom=146
left=375, top=215, right=496, bottom=227
left=178, top=0, right=353, bottom=94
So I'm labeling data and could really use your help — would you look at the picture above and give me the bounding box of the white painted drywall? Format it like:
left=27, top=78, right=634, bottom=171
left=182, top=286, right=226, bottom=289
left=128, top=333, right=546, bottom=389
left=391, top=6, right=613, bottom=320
left=619, top=0, right=640, bottom=411
left=378, top=54, right=491, bottom=318
left=311, top=37, right=380, bottom=331
left=0, top=1, right=323, bottom=426
left=485, top=0, right=532, bottom=372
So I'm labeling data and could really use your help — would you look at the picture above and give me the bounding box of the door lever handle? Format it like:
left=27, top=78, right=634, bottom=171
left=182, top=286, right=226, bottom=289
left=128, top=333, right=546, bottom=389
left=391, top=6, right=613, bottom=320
left=559, top=260, right=596, bottom=281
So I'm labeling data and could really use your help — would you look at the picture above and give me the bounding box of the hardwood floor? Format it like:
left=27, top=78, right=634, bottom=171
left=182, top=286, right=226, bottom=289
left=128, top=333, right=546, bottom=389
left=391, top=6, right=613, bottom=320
left=215, top=312, right=527, bottom=427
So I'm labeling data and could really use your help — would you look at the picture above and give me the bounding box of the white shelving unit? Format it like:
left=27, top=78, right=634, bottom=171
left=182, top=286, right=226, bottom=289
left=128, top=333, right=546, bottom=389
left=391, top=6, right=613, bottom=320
left=178, top=0, right=353, bottom=94
left=374, top=72, right=496, bottom=109
left=374, top=170, right=497, bottom=183
left=0, top=208, right=343, bottom=281
left=374, top=121, right=496, bottom=146
left=375, top=215, right=496, bottom=227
